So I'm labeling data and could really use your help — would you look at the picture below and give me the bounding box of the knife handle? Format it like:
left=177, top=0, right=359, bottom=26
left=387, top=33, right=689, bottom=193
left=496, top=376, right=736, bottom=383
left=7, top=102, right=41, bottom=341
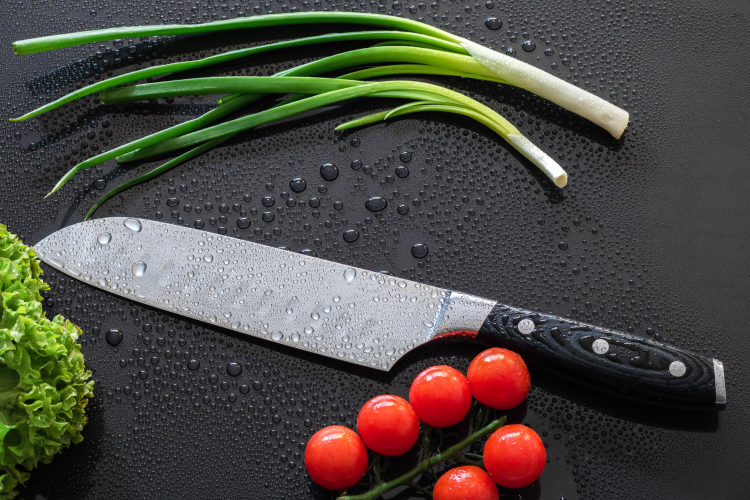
left=477, top=304, right=726, bottom=409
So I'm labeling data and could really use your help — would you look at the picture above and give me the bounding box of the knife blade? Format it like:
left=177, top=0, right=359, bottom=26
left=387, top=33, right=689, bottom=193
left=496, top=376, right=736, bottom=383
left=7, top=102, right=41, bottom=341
left=33, top=217, right=726, bottom=409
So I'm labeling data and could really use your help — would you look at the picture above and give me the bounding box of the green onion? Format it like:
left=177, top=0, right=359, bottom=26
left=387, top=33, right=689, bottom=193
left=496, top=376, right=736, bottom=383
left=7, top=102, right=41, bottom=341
left=13, top=12, right=628, bottom=137
left=99, top=76, right=365, bottom=104
left=45, top=93, right=261, bottom=197
left=11, top=31, right=466, bottom=122
left=13, top=12, right=463, bottom=56
left=101, top=77, right=566, bottom=187
left=47, top=45, right=509, bottom=196
left=15, top=11, right=633, bottom=214
left=85, top=133, right=238, bottom=220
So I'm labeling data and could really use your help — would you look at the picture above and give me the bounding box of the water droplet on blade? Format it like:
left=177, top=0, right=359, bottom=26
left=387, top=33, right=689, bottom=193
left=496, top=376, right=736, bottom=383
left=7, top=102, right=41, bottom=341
left=97, top=232, right=112, bottom=245
left=47, top=257, right=64, bottom=268
left=123, top=218, right=142, bottom=232
left=132, top=261, right=147, bottom=277
left=344, top=268, right=357, bottom=283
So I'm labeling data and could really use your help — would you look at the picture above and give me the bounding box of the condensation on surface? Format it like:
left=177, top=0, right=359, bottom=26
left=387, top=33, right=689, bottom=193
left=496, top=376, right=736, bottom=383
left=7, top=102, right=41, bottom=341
left=0, top=0, right=747, bottom=499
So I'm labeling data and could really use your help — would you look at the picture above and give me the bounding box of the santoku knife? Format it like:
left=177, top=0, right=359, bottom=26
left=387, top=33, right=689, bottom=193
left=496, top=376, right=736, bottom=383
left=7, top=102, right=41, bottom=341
left=33, top=217, right=726, bottom=409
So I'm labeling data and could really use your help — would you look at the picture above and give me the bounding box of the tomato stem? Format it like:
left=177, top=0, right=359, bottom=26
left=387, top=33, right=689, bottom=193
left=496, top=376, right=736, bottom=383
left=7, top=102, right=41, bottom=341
left=336, top=416, right=507, bottom=500
left=454, top=456, right=484, bottom=468
left=372, top=455, right=383, bottom=484
left=408, top=482, right=434, bottom=497
left=435, top=428, right=444, bottom=452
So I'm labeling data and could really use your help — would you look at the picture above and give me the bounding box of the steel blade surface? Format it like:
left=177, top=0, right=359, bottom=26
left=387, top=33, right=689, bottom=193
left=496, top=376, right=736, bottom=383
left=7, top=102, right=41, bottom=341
left=33, top=218, right=495, bottom=370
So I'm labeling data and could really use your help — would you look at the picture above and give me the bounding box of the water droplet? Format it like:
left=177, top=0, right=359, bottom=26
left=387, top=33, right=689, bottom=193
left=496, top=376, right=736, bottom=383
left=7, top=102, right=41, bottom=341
left=291, top=332, right=301, bottom=342
left=47, top=257, right=65, bottom=268
left=343, top=229, right=359, bottom=243
left=344, top=268, right=357, bottom=283
left=411, top=243, right=429, bottom=259
left=106, top=329, right=123, bottom=346
left=226, top=362, right=242, bottom=376
left=289, top=177, right=307, bottom=193
left=97, top=232, right=112, bottom=245
left=395, top=165, right=409, bottom=178
left=320, top=163, right=339, bottom=181
left=485, top=17, right=502, bottom=29
left=271, top=331, right=283, bottom=341
left=187, top=359, right=200, bottom=370
left=98, top=277, right=108, bottom=286
left=123, top=218, right=142, bottom=232
left=365, top=197, right=387, bottom=212
left=385, top=347, right=396, bottom=356
left=521, top=40, right=536, bottom=52
left=204, top=254, right=214, bottom=263
left=132, top=261, right=147, bottom=277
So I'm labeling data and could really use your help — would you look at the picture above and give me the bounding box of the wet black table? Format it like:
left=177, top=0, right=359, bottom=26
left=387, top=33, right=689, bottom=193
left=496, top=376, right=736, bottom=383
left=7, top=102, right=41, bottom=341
left=1, top=1, right=747, bottom=499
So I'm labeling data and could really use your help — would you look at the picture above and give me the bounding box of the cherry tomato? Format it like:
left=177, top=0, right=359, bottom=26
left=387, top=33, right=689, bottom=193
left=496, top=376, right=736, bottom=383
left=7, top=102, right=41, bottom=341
left=357, top=395, right=420, bottom=456
left=409, top=365, right=472, bottom=427
left=483, top=424, right=546, bottom=489
left=433, top=465, right=499, bottom=500
left=304, top=426, right=369, bottom=490
left=467, top=348, right=530, bottom=410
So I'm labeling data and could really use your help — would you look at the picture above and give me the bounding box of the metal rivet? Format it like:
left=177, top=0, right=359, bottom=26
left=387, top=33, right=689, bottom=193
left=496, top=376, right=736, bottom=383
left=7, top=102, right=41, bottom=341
left=592, top=339, right=609, bottom=355
left=669, top=361, right=686, bottom=378
left=517, top=318, right=535, bottom=335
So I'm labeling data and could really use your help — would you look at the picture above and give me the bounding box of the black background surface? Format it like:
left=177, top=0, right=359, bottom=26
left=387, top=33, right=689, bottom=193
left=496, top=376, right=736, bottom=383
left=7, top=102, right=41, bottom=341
left=1, top=1, right=748, bottom=499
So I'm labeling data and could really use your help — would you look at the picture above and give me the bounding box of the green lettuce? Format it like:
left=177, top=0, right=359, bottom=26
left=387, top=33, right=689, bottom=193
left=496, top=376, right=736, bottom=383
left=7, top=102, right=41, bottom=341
left=0, top=224, right=94, bottom=499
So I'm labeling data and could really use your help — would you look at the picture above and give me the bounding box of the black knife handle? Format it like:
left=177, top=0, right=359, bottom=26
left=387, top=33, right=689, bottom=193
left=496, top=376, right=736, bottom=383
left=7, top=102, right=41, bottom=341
left=477, top=304, right=726, bottom=409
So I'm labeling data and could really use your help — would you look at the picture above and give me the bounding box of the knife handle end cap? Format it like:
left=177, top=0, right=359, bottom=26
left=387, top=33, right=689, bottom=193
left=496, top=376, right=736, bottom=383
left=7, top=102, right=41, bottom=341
left=713, top=358, right=727, bottom=410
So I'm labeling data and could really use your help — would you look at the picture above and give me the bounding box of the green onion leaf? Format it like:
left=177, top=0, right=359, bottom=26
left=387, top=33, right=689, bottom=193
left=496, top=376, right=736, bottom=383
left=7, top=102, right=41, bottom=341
left=13, top=12, right=464, bottom=55
left=11, top=31, right=466, bottom=122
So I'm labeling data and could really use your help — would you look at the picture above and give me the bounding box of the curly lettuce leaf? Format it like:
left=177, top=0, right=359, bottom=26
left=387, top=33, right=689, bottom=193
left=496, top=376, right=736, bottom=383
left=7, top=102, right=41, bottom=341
left=0, top=224, right=94, bottom=499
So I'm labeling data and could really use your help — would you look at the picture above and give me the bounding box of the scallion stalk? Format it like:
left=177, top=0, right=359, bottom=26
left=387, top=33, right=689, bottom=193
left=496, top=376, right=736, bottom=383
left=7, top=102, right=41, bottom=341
left=102, top=78, right=565, bottom=187
left=13, top=12, right=628, bottom=137
left=11, top=31, right=467, bottom=122
left=46, top=47, right=509, bottom=196
left=85, top=133, right=238, bottom=220
left=13, top=12, right=463, bottom=56
left=99, top=77, right=365, bottom=104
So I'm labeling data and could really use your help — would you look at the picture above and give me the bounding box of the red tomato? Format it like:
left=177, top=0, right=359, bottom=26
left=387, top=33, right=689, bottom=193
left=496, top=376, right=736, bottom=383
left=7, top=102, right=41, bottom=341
left=409, top=365, right=472, bottom=427
left=483, top=424, right=546, bottom=489
left=433, top=466, right=499, bottom=500
left=357, top=395, right=420, bottom=456
left=304, top=426, right=369, bottom=490
left=467, top=348, right=530, bottom=410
